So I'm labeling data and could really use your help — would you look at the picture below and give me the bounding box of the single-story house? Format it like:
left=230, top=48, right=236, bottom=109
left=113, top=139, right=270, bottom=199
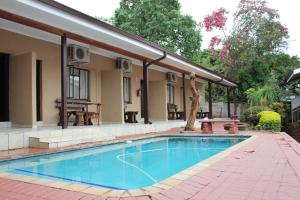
left=0, top=0, right=237, bottom=150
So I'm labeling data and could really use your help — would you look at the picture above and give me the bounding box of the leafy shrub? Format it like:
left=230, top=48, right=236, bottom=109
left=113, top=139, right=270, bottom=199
left=257, top=111, right=281, bottom=131
left=242, top=106, right=270, bottom=125
left=270, top=102, right=286, bottom=118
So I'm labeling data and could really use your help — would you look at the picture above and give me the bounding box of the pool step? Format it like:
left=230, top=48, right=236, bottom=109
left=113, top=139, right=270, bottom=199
left=28, top=121, right=197, bottom=149
left=29, top=134, right=115, bottom=149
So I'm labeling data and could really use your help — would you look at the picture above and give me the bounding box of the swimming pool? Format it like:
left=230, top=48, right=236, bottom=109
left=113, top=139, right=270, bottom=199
left=0, top=136, right=248, bottom=190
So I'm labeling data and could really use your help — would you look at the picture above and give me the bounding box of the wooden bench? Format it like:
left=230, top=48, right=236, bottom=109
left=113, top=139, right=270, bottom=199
left=56, top=99, right=101, bottom=126
left=176, top=111, right=185, bottom=120
left=168, top=104, right=178, bottom=120
left=197, top=111, right=209, bottom=119
left=124, top=111, right=138, bottom=123
left=199, top=119, right=240, bottom=134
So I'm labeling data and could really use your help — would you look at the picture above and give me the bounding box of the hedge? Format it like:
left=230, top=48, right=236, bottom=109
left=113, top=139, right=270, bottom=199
left=242, top=106, right=270, bottom=125
left=257, top=111, right=281, bottom=132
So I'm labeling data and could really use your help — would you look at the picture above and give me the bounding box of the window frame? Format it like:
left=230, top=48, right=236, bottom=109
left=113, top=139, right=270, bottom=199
left=67, top=65, right=90, bottom=100
left=123, top=76, right=132, bottom=104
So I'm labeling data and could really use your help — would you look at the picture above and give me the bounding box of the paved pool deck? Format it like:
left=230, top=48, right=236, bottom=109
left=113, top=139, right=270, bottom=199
left=0, top=126, right=300, bottom=199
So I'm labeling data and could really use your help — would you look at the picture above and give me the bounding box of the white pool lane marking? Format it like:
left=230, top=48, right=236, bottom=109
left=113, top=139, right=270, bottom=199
left=116, top=148, right=164, bottom=183
left=116, top=147, right=226, bottom=184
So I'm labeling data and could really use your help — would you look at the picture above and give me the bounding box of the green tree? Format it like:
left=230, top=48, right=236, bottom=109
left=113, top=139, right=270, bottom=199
left=113, top=0, right=202, bottom=62
left=203, top=0, right=297, bottom=102
left=223, top=0, right=289, bottom=82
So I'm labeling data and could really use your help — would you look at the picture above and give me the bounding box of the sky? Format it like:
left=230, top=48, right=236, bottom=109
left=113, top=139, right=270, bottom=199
left=56, top=0, right=299, bottom=57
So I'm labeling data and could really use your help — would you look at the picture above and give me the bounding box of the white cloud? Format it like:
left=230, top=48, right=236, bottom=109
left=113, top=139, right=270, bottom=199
left=56, top=0, right=299, bottom=56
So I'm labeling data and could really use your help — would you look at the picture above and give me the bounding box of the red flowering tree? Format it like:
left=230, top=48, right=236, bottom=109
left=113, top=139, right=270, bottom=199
left=202, top=0, right=288, bottom=65
left=203, top=7, right=229, bottom=61
left=202, top=0, right=290, bottom=102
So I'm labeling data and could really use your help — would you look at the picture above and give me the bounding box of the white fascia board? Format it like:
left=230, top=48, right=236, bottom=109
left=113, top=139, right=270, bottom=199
left=287, top=68, right=300, bottom=83
left=13, top=0, right=163, bottom=57
left=5, top=0, right=236, bottom=87
left=0, top=18, right=60, bottom=44
left=166, top=54, right=222, bottom=81
left=222, top=79, right=237, bottom=87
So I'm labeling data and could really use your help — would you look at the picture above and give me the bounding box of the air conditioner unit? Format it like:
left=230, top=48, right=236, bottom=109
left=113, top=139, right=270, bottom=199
left=116, top=57, right=132, bottom=73
left=166, top=72, right=177, bottom=83
left=68, top=44, right=90, bottom=64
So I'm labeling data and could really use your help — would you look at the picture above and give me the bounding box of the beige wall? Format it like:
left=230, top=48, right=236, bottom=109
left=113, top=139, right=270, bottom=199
left=0, top=29, right=60, bottom=124
left=149, top=80, right=168, bottom=121
left=197, top=82, right=206, bottom=110
left=124, top=67, right=167, bottom=120
left=0, top=29, right=120, bottom=124
left=173, top=78, right=183, bottom=111
left=0, top=28, right=206, bottom=125
left=9, top=52, right=36, bottom=127
left=124, top=65, right=142, bottom=119
left=101, top=69, right=124, bottom=123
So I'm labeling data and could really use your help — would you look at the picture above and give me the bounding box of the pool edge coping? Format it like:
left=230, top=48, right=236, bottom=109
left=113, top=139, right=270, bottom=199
left=0, top=134, right=258, bottom=198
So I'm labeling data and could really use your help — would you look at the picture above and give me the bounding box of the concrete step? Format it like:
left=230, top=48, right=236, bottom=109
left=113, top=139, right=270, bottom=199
left=29, top=134, right=115, bottom=149
left=28, top=120, right=195, bottom=149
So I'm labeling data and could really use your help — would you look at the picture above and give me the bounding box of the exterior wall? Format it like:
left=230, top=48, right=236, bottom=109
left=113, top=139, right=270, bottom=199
left=85, top=53, right=116, bottom=115
left=197, top=82, right=206, bottom=110
left=149, top=80, right=168, bottom=121
left=0, top=28, right=206, bottom=126
left=149, top=70, right=167, bottom=120
left=101, top=69, right=124, bottom=123
left=0, top=29, right=122, bottom=125
left=0, top=29, right=60, bottom=125
left=9, top=52, right=36, bottom=127
left=292, top=95, right=300, bottom=110
left=124, top=65, right=142, bottom=119
left=124, top=67, right=167, bottom=120
left=174, top=78, right=183, bottom=111
left=291, top=95, right=300, bottom=123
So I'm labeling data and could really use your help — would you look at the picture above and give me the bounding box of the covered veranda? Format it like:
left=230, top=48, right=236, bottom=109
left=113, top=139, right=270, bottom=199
left=0, top=0, right=236, bottom=150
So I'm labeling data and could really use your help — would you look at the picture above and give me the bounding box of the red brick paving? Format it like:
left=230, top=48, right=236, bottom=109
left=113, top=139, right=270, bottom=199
left=0, top=127, right=300, bottom=199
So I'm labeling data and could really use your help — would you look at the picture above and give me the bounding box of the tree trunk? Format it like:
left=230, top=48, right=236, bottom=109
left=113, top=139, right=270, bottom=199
left=184, top=73, right=200, bottom=131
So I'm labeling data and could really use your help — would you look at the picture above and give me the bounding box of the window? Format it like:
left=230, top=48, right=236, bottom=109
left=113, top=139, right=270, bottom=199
left=167, top=84, right=175, bottom=104
left=68, top=66, right=89, bottom=100
left=123, top=77, right=131, bottom=104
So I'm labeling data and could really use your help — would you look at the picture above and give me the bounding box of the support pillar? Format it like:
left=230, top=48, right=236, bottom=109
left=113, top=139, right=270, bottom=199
left=208, top=81, right=212, bottom=119
left=182, top=73, right=187, bottom=121
left=143, top=60, right=150, bottom=124
left=61, top=34, right=68, bottom=129
left=142, top=52, right=166, bottom=124
left=227, top=87, right=231, bottom=118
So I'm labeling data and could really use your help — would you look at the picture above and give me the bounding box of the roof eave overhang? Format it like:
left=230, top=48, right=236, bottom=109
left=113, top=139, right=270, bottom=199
left=0, top=0, right=237, bottom=88
left=287, top=68, right=300, bottom=83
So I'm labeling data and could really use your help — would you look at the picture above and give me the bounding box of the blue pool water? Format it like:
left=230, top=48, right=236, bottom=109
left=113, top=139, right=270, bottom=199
left=0, top=136, right=247, bottom=189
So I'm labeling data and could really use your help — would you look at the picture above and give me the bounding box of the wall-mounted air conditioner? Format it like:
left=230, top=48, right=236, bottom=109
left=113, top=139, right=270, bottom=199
left=116, top=57, right=132, bottom=73
left=68, top=44, right=90, bottom=64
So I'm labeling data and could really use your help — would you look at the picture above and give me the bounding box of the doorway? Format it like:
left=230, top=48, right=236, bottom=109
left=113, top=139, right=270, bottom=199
left=36, top=60, right=42, bottom=121
left=140, top=80, right=144, bottom=118
left=0, top=53, right=9, bottom=122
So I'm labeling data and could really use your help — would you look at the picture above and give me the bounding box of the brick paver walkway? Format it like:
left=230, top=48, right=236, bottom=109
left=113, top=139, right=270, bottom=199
left=0, top=130, right=300, bottom=199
